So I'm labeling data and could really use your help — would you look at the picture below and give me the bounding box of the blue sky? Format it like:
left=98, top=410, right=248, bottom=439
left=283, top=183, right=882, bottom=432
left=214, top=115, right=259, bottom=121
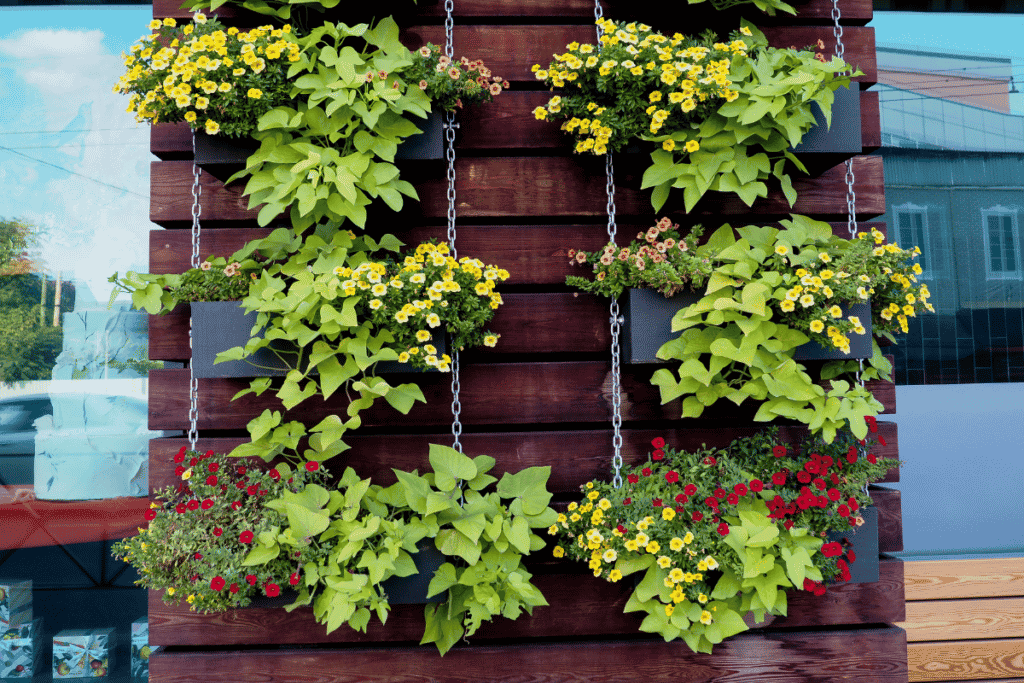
left=0, top=6, right=152, bottom=305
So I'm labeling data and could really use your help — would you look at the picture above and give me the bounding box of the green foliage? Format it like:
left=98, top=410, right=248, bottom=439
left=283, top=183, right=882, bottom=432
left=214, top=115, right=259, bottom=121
left=229, top=17, right=427, bottom=230
left=690, top=0, right=796, bottom=13
left=0, top=217, right=37, bottom=274
left=552, top=429, right=895, bottom=652
left=649, top=215, right=928, bottom=441
left=108, top=256, right=257, bottom=315
left=0, top=275, right=72, bottom=384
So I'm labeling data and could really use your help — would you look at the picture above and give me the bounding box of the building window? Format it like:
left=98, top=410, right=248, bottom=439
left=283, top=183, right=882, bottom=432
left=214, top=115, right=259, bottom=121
left=982, top=207, right=1022, bottom=279
left=894, top=203, right=935, bottom=277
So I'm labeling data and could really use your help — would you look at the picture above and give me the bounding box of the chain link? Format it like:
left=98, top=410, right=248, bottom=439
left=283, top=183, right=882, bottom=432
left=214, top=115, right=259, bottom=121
left=831, top=0, right=845, bottom=64
left=187, top=130, right=202, bottom=451
left=594, top=0, right=604, bottom=41
left=444, top=0, right=463, bottom=452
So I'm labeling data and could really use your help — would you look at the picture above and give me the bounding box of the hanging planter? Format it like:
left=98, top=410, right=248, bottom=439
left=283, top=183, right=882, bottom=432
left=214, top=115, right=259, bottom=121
left=791, top=84, right=862, bottom=156
left=826, top=504, right=879, bottom=585
left=378, top=540, right=446, bottom=604
left=190, top=301, right=293, bottom=379
left=394, top=112, right=447, bottom=161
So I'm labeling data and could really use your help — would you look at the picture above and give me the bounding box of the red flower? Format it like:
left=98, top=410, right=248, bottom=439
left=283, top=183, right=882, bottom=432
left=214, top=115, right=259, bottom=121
left=813, top=478, right=826, bottom=491
left=684, top=484, right=697, bottom=496
left=144, top=509, right=157, bottom=521
left=848, top=497, right=859, bottom=511
left=772, top=472, right=786, bottom=486
left=194, top=552, right=203, bottom=560
left=847, top=447, right=858, bottom=464
left=804, top=461, right=819, bottom=474
left=773, top=445, right=786, bottom=458
left=207, top=462, right=219, bottom=473
left=239, top=530, right=254, bottom=544
left=289, top=572, right=300, bottom=586
left=675, top=493, right=688, bottom=503
left=175, top=466, right=185, bottom=477
left=229, top=583, right=239, bottom=594
left=703, top=456, right=717, bottom=465
left=822, top=456, right=834, bottom=468
left=247, top=485, right=259, bottom=496
left=617, top=525, right=627, bottom=534
left=821, top=542, right=842, bottom=558
left=726, top=493, right=739, bottom=505
left=174, top=446, right=187, bottom=463
left=175, top=503, right=187, bottom=514
left=652, top=498, right=663, bottom=507
left=830, top=473, right=840, bottom=485
left=837, top=505, right=850, bottom=517
left=797, top=471, right=811, bottom=484
left=641, top=467, right=652, bottom=477
left=237, top=466, right=247, bottom=476
left=305, top=461, right=319, bottom=472
left=186, top=499, right=200, bottom=511
left=627, top=473, right=639, bottom=484
left=235, top=481, right=245, bottom=489
left=705, top=496, right=718, bottom=508
left=213, top=527, right=223, bottom=536
left=665, top=470, right=679, bottom=484
left=652, top=449, right=665, bottom=461
left=201, top=499, right=214, bottom=510
left=714, top=487, right=726, bottom=499
left=210, top=576, right=225, bottom=591
left=231, top=501, right=242, bottom=510
left=189, top=457, right=198, bottom=466
left=867, top=453, right=877, bottom=464
left=717, top=523, right=730, bottom=536
left=206, top=475, right=218, bottom=486
left=259, top=489, right=267, bottom=496
left=269, top=469, right=281, bottom=481
left=783, top=520, right=794, bottom=530
left=623, top=498, right=632, bottom=505
left=827, top=488, right=841, bottom=502
left=734, top=483, right=748, bottom=496
left=749, top=479, right=763, bottom=492
left=817, top=496, right=828, bottom=508
left=651, top=437, right=665, bottom=448
left=265, top=582, right=281, bottom=598
left=804, top=578, right=817, bottom=591
left=692, top=511, right=704, bottom=522
left=246, top=574, right=257, bottom=586
left=848, top=550, right=857, bottom=563
left=879, top=436, right=887, bottom=446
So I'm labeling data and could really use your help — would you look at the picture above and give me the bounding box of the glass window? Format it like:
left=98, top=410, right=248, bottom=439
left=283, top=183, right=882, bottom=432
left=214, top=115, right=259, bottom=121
left=982, top=208, right=1021, bottom=278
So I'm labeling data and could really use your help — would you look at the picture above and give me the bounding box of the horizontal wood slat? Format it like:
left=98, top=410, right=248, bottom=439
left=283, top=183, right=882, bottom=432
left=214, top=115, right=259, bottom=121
left=146, top=364, right=895, bottom=431
left=150, top=155, right=885, bottom=225
left=148, top=421, right=899, bottom=495
left=151, top=89, right=881, bottom=157
left=903, top=558, right=1024, bottom=601
left=149, top=628, right=906, bottom=682
left=146, top=559, right=903, bottom=647
left=147, top=222, right=888, bottom=281
left=152, top=0, right=874, bottom=22
left=899, top=597, right=1024, bottom=643
left=908, top=638, right=1024, bottom=683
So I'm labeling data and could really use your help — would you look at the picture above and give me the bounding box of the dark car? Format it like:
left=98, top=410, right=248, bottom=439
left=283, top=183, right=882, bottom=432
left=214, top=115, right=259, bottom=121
left=0, top=395, right=52, bottom=485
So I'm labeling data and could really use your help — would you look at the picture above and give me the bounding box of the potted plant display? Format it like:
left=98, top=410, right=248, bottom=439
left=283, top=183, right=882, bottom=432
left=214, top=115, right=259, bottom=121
left=549, top=426, right=896, bottom=653
left=532, top=19, right=861, bottom=212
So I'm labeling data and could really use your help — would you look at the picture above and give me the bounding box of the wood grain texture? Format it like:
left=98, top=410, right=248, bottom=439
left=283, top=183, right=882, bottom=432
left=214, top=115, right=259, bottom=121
left=145, top=364, right=895, bottom=431
left=151, top=89, right=881, bottom=157
left=908, top=639, right=1024, bottom=683
left=903, top=558, right=1024, bottom=601
left=148, top=422, right=898, bottom=495
left=147, top=559, right=903, bottom=647
left=150, top=155, right=885, bottom=225
left=872, top=485, right=902, bottom=554
left=151, top=0, right=874, bottom=22
left=898, top=597, right=1024, bottom=643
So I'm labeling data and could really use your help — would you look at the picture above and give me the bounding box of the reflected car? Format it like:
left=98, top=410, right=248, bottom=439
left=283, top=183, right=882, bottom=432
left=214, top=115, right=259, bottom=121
left=0, top=395, right=53, bottom=486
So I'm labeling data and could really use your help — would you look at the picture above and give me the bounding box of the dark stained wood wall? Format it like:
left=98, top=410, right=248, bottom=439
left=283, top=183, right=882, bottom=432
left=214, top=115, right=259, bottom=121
left=144, top=0, right=906, bottom=680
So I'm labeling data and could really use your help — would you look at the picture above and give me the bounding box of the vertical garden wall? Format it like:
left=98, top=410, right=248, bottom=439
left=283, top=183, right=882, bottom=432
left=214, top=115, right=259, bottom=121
left=141, top=0, right=906, bottom=680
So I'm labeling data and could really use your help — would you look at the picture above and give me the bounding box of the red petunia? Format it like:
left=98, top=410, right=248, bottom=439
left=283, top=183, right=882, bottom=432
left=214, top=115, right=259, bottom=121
left=734, top=483, right=748, bottom=496
left=194, top=552, right=203, bottom=560
left=201, top=499, right=214, bottom=510
left=783, top=520, right=794, bottom=530
left=837, top=505, right=850, bottom=517
left=822, top=456, right=834, bottom=468
left=207, top=462, right=219, bottom=473
left=652, top=498, right=663, bottom=507
left=239, top=530, right=254, bottom=544
left=265, top=583, right=281, bottom=598
left=772, top=472, right=786, bottom=486
left=259, top=489, right=267, bottom=496
left=652, top=449, right=664, bottom=461
left=665, top=470, right=679, bottom=484
left=821, top=542, right=842, bottom=558
left=187, top=499, right=200, bottom=511
left=231, top=501, right=242, bottom=510
left=617, top=525, right=627, bottom=534
left=714, top=488, right=726, bottom=499
left=848, top=550, right=857, bottom=564
left=726, top=493, right=738, bottom=505
left=717, top=523, right=730, bottom=536
left=642, top=467, right=652, bottom=477
left=879, top=436, right=887, bottom=446
left=210, top=576, right=225, bottom=591
left=813, top=478, right=826, bottom=491
left=175, top=466, right=185, bottom=477
left=237, top=466, right=247, bottom=476
left=175, top=503, right=187, bottom=514
left=269, top=469, right=281, bottom=481
left=804, top=461, right=819, bottom=474
left=692, top=511, right=704, bottom=522
left=246, top=574, right=257, bottom=586
left=235, top=480, right=245, bottom=489
left=213, top=527, right=223, bottom=536
left=797, top=471, right=811, bottom=484
left=204, top=450, right=214, bottom=459
left=749, top=479, right=763, bottom=493
left=623, top=498, right=632, bottom=505
left=703, top=456, right=717, bottom=465
left=144, top=509, right=157, bottom=521
left=705, top=496, right=718, bottom=508
left=867, top=453, right=877, bottom=464
left=804, top=578, right=817, bottom=591
left=206, top=475, right=218, bottom=486
left=305, top=461, right=320, bottom=472
left=675, top=493, right=688, bottom=503
left=627, top=473, right=639, bottom=484
left=651, top=437, right=665, bottom=449
left=827, top=488, right=841, bottom=501
left=289, top=572, right=300, bottom=586
left=847, top=447, right=858, bottom=464
left=174, top=446, right=187, bottom=463
left=684, top=483, right=698, bottom=496
left=773, top=445, right=786, bottom=458
left=189, top=457, right=198, bottom=466
left=830, top=473, right=840, bottom=485
left=246, top=485, right=258, bottom=496
left=229, top=583, right=239, bottom=594
left=848, top=497, right=859, bottom=511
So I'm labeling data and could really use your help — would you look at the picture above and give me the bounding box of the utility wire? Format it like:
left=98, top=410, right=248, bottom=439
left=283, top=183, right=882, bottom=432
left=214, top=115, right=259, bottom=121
left=0, top=143, right=148, bottom=199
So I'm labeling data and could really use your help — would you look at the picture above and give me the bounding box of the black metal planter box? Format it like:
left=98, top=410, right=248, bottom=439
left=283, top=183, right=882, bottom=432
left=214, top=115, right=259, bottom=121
left=378, top=541, right=446, bottom=604
left=620, top=288, right=872, bottom=364
left=791, top=84, right=862, bottom=156
left=394, top=111, right=446, bottom=161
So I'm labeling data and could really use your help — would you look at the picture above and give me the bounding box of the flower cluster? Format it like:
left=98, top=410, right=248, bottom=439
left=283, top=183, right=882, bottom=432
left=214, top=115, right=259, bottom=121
left=565, top=217, right=712, bottom=298
left=531, top=20, right=754, bottom=154
left=111, top=448, right=329, bottom=612
left=170, top=256, right=256, bottom=306
left=115, top=15, right=299, bottom=136
left=770, top=226, right=934, bottom=352
left=405, top=43, right=509, bottom=112
left=551, top=426, right=895, bottom=627
left=333, top=241, right=509, bottom=371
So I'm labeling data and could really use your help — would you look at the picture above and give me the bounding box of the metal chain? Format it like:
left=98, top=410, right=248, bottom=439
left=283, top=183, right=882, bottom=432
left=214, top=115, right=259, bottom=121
left=187, top=130, right=202, bottom=451
left=444, top=0, right=463, bottom=453
left=594, top=0, right=604, bottom=41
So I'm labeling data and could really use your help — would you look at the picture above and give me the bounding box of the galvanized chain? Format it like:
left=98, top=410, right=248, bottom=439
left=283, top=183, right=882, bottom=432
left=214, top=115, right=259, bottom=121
left=443, top=0, right=462, bottom=453
left=594, top=0, right=604, bottom=41
left=187, top=130, right=202, bottom=451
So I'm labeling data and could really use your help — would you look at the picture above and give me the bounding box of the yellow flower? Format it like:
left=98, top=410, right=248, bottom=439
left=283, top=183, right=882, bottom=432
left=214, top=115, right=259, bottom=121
left=148, top=19, right=162, bottom=30
left=780, top=299, right=796, bottom=312
left=553, top=546, right=565, bottom=558
left=775, top=244, right=788, bottom=255
left=685, top=139, right=700, bottom=153
left=670, top=537, right=684, bottom=551
left=662, top=507, right=675, bottom=521
left=181, top=468, right=192, bottom=480
left=662, top=139, right=676, bottom=151
left=698, top=593, right=708, bottom=603
left=608, top=569, right=623, bottom=582
left=705, top=556, right=718, bottom=569
left=247, top=88, right=262, bottom=99
left=204, top=119, right=220, bottom=135
left=657, top=555, right=672, bottom=569
left=166, top=587, right=175, bottom=596
left=484, top=334, right=499, bottom=347
left=184, top=111, right=197, bottom=123
left=533, top=106, right=548, bottom=120
left=624, top=539, right=639, bottom=552
left=426, top=313, right=441, bottom=328
left=646, top=540, right=661, bottom=554
left=700, top=610, right=712, bottom=625
left=665, top=604, right=675, bottom=617
left=187, top=594, right=196, bottom=604
left=603, top=549, right=617, bottom=563
left=598, top=498, right=611, bottom=510
left=810, top=320, right=824, bottom=333
left=635, top=532, right=649, bottom=547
